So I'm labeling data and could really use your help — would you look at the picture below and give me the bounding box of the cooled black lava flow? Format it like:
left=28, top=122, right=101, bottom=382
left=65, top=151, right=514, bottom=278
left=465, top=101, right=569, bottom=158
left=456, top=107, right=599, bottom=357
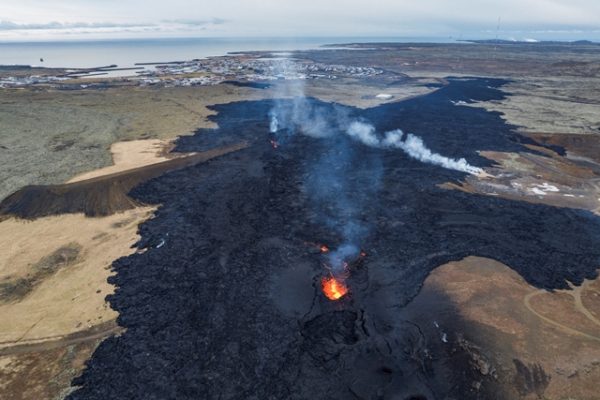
left=68, top=78, right=600, bottom=400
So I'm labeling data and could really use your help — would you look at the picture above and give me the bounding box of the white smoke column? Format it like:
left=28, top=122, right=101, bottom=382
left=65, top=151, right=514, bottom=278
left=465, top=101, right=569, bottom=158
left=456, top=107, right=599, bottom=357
left=345, top=122, right=482, bottom=175
left=269, top=113, right=279, bottom=133
left=346, top=121, right=379, bottom=147
left=383, top=130, right=483, bottom=175
left=268, top=59, right=299, bottom=135
left=268, top=64, right=481, bottom=175
left=267, top=73, right=482, bottom=278
left=268, top=59, right=342, bottom=140
left=268, top=59, right=308, bottom=136
left=381, top=129, right=403, bottom=147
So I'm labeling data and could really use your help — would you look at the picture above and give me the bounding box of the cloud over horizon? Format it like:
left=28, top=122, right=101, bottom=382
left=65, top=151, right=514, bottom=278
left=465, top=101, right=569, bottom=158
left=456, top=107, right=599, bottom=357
left=1, top=0, right=600, bottom=41
left=0, top=21, right=151, bottom=30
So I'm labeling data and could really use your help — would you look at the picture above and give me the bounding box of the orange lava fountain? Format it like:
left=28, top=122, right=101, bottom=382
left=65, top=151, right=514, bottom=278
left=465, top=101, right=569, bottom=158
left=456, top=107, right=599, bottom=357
left=321, top=276, right=348, bottom=300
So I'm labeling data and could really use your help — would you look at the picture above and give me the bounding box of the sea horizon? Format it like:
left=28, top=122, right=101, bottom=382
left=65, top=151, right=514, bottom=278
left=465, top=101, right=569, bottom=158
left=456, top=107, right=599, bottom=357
left=1, top=35, right=598, bottom=71
left=0, top=36, right=458, bottom=71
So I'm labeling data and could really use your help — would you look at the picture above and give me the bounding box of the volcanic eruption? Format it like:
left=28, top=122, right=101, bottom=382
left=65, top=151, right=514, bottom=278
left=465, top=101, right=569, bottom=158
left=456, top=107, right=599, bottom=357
left=266, top=60, right=485, bottom=303
left=64, top=75, right=600, bottom=400
left=321, top=275, right=348, bottom=300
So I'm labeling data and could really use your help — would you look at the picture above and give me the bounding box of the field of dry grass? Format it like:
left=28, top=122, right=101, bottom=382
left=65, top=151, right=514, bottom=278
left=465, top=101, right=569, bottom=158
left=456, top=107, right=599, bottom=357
left=406, top=257, right=600, bottom=399
left=0, top=84, right=267, bottom=201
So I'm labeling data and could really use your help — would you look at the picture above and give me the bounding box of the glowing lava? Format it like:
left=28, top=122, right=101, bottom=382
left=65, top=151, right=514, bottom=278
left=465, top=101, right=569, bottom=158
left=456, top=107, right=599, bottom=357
left=320, top=245, right=329, bottom=253
left=321, top=276, right=348, bottom=300
left=270, top=139, right=279, bottom=149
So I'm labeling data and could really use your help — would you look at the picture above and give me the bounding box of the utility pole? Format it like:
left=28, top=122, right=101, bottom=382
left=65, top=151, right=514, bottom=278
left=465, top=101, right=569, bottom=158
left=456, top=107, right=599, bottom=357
left=493, top=16, right=501, bottom=58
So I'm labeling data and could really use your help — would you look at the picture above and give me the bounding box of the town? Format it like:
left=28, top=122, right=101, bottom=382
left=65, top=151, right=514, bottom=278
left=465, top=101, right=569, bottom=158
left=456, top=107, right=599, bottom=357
left=0, top=56, right=384, bottom=89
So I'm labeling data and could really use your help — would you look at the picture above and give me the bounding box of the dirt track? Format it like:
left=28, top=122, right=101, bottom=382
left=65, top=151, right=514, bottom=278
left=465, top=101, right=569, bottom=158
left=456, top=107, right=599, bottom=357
left=0, top=321, right=122, bottom=356
left=524, top=283, right=600, bottom=342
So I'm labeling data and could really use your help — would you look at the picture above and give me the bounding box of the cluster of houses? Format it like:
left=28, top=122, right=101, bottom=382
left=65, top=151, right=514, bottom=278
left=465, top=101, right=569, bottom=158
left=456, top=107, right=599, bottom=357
left=0, top=56, right=384, bottom=89
left=136, top=57, right=384, bottom=87
left=0, top=75, right=67, bottom=88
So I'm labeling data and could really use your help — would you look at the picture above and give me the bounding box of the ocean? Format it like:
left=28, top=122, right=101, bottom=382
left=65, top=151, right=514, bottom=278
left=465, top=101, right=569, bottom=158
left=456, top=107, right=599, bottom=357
left=0, top=37, right=456, bottom=72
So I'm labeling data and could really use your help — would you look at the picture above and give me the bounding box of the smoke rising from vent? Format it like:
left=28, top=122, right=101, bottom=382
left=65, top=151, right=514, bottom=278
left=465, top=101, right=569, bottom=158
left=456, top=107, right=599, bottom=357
left=269, top=113, right=279, bottom=133
left=386, top=131, right=483, bottom=175
left=268, top=60, right=348, bottom=140
left=346, top=121, right=483, bottom=175
left=271, top=90, right=482, bottom=177
left=326, top=243, right=360, bottom=274
left=268, top=61, right=482, bottom=275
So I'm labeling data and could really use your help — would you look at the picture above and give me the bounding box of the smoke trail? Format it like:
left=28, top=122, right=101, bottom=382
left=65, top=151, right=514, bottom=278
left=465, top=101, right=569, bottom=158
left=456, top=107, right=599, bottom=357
left=382, top=130, right=483, bottom=175
left=327, top=243, right=360, bottom=275
left=268, top=61, right=482, bottom=176
left=268, top=59, right=310, bottom=142
left=346, top=121, right=379, bottom=147
left=346, top=121, right=482, bottom=175
left=269, top=59, right=344, bottom=140
left=303, top=126, right=382, bottom=274
left=268, top=61, right=379, bottom=273
left=267, top=61, right=481, bottom=278
left=269, top=113, right=279, bottom=133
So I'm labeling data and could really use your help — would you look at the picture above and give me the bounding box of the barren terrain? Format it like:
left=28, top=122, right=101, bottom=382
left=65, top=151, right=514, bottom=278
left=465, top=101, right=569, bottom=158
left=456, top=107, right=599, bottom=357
left=1, top=42, right=600, bottom=399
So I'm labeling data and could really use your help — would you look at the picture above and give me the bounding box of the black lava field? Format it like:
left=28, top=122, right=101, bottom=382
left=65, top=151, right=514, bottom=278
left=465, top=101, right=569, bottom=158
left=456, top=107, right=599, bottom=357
left=67, top=78, right=600, bottom=399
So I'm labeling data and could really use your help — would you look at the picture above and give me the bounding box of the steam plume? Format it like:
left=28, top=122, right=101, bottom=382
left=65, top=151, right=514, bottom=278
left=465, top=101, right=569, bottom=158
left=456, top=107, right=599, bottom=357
left=346, top=121, right=379, bottom=147
left=268, top=61, right=482, bottom=276
left=326, top=243, right=360, bottom=275
left=269, top=113, right=279, bottom=133
left=383, top=130, right=483, bottom=175
left=346, top=121, right=483, bottom=175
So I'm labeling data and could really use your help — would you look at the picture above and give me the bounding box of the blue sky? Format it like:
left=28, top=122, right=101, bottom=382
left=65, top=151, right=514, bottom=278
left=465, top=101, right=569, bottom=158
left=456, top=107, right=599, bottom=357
left=1, top=0, right=599, bottom=41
